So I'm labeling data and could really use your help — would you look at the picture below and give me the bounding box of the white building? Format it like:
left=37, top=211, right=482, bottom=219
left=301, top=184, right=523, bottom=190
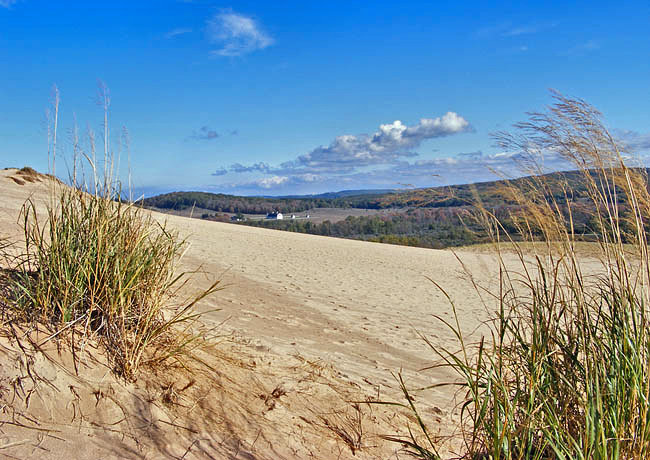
left=266, top=211, right=283, bottom=220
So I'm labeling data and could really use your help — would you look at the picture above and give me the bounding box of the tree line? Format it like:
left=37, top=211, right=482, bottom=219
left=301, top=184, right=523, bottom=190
left=235, top=208, right=485, bottom=248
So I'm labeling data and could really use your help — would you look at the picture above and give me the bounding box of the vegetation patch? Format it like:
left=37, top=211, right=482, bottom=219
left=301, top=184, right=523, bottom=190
left=240, top=209, right=484, bottom=248
left=1, top=87, right=220, bottom=380
left=3, top=181, right=220, bottom=379
left=386, top=93, right=650, bottom=459
left=146, top=166, right=650, bottom=250
left=16, top=166, right=41, bottom=181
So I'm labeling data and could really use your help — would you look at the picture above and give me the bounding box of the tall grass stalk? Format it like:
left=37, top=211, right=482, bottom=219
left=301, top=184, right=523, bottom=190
left=3, top=85, right=220, bottom=379
left=392, top=93, right=650, bottom=459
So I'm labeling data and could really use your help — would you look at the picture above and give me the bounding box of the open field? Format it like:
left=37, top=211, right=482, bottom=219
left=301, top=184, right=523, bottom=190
left=283, top=207, right=398, bottom=223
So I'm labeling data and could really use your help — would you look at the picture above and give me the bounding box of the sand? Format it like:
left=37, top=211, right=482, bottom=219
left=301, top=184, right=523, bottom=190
left=0, top=168, right=513, bottom=459
left=172, top=212, right=502, bottom=401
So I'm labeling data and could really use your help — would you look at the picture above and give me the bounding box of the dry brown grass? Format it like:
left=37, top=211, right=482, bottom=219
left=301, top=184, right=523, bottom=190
left=388, top=92, right=650, bottom=459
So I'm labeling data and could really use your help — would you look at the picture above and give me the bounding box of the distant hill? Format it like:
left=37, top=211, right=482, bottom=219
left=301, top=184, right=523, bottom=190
left=142, top=169, right=648, bottom=250
left=139, top=190, right=396, bottom=214
left=273, top=189, right=400, bottom=199
left=141, top=171, right=591, bottom=214
left=366, top=170, right=592, bottom=209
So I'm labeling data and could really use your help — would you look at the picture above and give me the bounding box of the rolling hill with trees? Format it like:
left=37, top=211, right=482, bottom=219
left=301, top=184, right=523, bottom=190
left=142, top=169, right=647, bottom=249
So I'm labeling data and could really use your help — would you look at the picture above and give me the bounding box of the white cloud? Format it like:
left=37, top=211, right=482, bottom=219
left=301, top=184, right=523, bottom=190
left=165, top=28, right=192, bottom=39
left=0, top=0, right=18, bottom=8
left=217, top=113, right=471, bottom=180
left=295, top=112, right=471, bottom=171
left=207, top=11, right=274, bottom=57
left=257, top=176, right=288, bottom=188
left=616, top=130, right=650, bottom=153
left=213, top=113, right=472, bottom=191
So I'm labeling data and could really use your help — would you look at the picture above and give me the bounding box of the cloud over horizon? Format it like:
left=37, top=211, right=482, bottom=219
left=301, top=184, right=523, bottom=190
left=209, top=115, right=650, bottom=195
left=291, top=112, right=471, bottom=173
left=616, top=129, right=650, bottom=153
left=211, top=148, right=579, bottom=195
left=207, top=10, right=274, bottom=57
left=211, top=112, right=476, bottom=192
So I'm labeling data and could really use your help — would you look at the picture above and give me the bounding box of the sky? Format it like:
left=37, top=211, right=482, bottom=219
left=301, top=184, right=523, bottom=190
left=1, top=1, right=650, bottom=196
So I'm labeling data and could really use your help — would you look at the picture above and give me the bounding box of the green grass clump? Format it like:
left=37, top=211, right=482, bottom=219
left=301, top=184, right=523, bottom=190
left=389, top=93, right=650, bottom=459
left=5, top=179, right=218, bottom=379
left=1, top=83, right=219, bottom=379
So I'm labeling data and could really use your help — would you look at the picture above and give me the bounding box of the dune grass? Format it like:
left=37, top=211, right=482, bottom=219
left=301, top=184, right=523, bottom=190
left=1, top=87, right=220, bottom=379
left=8, top=185, right=220, bottom=379
left=388, top=93, right=650, bottom=459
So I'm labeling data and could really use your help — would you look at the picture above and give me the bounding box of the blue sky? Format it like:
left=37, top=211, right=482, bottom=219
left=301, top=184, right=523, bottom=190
left=1, top=1, right=649, bottom=196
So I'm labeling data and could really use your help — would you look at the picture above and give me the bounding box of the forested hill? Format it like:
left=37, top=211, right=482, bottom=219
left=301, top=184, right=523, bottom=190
left=140, top=169, right=650, bottom=249
left=140, top=170, right=595, bottom=214
left=139, top=190, right=395, bottom=214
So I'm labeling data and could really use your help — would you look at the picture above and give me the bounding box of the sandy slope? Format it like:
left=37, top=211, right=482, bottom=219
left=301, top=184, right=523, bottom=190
left=0, top=168, right=514, bottom=459
left=170, top=213, right=502, bottom=404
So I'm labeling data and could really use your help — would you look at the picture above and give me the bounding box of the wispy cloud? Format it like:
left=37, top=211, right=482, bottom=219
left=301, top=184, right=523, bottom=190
left=190, top=126, right=219, bottom=140
left=0, top=0, right=18, bottom=8
left=503, top=24, right=545, bottom=37
left=211, top=149, right=571, bottom=194
left=564, top=40, right=600, bottom=56
left=207, top=10, right=274, bottom=57
left=226, top=162, right=271, bottom=174
left=165, top=27, right=192, bottom=39
left=616, top=129, right=650, bottom=153
left=475, top=21, right=558, bottom=39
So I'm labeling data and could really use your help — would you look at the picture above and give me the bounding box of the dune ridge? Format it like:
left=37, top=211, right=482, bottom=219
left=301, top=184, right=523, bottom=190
left=0, top=167, right=505, bottom=458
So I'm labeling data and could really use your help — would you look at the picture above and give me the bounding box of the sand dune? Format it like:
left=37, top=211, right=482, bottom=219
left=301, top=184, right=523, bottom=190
left=171, top=212, right=502, bottom=401
left=0, top=168, right=512, bottom=458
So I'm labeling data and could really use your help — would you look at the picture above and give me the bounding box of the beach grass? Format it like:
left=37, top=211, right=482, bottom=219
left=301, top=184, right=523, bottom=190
left=389, top=93, right=650, bottom=459
left=0, top=86, right=220, bottom=379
